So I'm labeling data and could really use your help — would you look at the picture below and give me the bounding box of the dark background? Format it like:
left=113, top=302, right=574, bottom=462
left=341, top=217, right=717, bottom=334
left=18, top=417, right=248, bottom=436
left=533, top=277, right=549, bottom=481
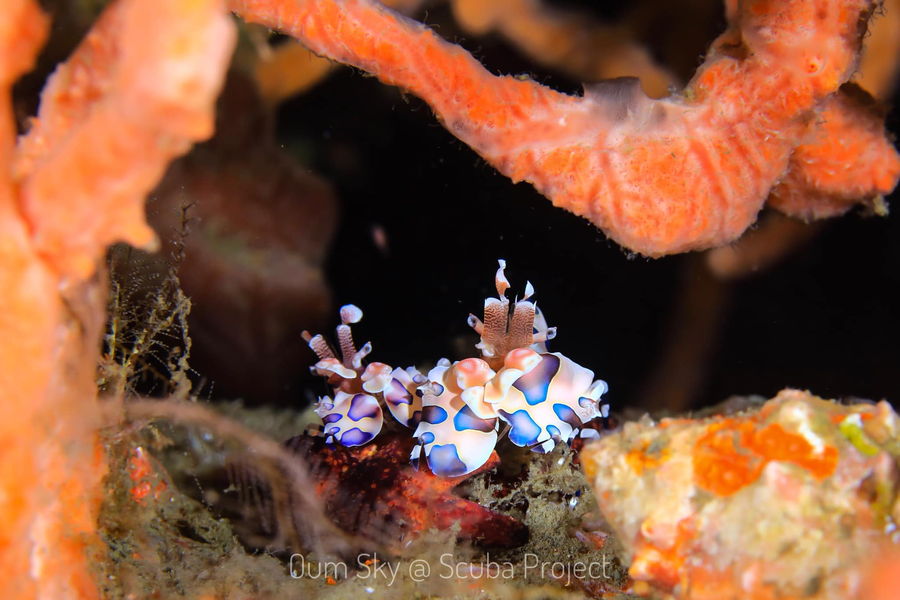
left=273, top=0, right=900, bottom=412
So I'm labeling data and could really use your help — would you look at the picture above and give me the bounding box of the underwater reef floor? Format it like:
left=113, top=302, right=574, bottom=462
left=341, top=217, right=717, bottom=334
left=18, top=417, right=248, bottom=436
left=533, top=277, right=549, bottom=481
left=94, top=389, right=899, bottom=599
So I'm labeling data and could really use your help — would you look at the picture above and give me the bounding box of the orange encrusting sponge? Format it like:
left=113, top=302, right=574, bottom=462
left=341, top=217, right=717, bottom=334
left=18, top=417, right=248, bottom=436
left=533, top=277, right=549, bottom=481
left=581, top=390, right=900, bottom=600
left=231, top=0, right=900, bottom=256
left=693, top=419, right=839, bottom=497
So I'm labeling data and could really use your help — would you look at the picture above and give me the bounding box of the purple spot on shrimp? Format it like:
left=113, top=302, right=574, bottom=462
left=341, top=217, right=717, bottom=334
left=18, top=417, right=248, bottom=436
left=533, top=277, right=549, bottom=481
left=552, top=403, right=583, bottom=429
left=499, top=409, right=542, bottom=447
left=512, top=354, right=559, bottom=405
left=453, top=404, right=497, bottom=433
left=422, top=405, right=448, bottom=424
left=427, top=444, right=469, bottom=477
left=385, top=378, right=412, bottom=406
left=339, top=427, right=375, bottom=446
left=322, top=413, right=342, bottom=424
left=419, top=431, right=435, bottom=444
left=347, top=394, right=380, bottom=421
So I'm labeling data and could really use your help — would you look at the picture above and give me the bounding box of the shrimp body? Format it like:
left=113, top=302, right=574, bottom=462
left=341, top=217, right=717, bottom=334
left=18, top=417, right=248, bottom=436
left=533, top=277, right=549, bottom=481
left=382, top=366, right=424, bottom=428
left=484, top=349, right=609, bottom=453
left=304, top=261, right=610, bottom=476
left=469, top=262, right=610, bottom=453
left=315, top=390, right=383, bottom=446
left=411, top=361, right=500, bottom=477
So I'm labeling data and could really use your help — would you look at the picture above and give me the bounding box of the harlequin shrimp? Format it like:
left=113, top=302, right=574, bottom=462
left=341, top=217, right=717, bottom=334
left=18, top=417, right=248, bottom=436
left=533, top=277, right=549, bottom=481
left=304, top=260, right=609, bottom=476
left=301, top=304, right=393, bottom=446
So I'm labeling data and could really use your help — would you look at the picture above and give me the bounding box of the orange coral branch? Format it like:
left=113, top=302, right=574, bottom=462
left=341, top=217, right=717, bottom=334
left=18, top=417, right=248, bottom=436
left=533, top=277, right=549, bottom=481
left=251, top=0, right=427, bottom=105
left=770, top=85, right=898, bottom=219
left=230, top=0, right=900, bottom=256
left=0, top=4, right=60, bottom=599
left=14, top=0, right=235, bottom=280
left=0, top=1, right=234, bottom=597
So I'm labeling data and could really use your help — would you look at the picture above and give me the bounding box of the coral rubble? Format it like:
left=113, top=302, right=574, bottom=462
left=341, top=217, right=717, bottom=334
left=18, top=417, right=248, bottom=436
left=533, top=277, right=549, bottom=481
left=581, top=389, right=900, bottom=599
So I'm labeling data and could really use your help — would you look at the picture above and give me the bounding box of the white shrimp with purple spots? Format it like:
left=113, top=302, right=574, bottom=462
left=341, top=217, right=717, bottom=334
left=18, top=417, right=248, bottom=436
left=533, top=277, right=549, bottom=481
left=315, top=390, right=383, bottom=446
left=382, top=366, right=425, bottom=429
left=303, top=260, right=610, bottom=475
left=487, top=350, right=608, bottom=452
left=410, top=359, right=499, bottom=476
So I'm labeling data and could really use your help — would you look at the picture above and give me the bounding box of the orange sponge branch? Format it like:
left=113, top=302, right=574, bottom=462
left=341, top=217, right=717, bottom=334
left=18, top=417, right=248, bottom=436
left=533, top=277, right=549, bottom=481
left=15, top=0, right=236, bottom=281
left=230, top=0, right=900, bottom=256
left=0, top=1, right=234, bottom=597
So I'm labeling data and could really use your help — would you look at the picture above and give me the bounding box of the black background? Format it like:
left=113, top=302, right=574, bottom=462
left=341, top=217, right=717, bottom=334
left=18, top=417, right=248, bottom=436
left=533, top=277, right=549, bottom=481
left=274, top=0, right=900, bottom=412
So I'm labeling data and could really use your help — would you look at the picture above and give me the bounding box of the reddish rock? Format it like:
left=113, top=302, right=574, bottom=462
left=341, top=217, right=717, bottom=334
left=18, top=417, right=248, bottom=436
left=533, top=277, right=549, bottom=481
left=284, top=433, right=529, bottom=551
